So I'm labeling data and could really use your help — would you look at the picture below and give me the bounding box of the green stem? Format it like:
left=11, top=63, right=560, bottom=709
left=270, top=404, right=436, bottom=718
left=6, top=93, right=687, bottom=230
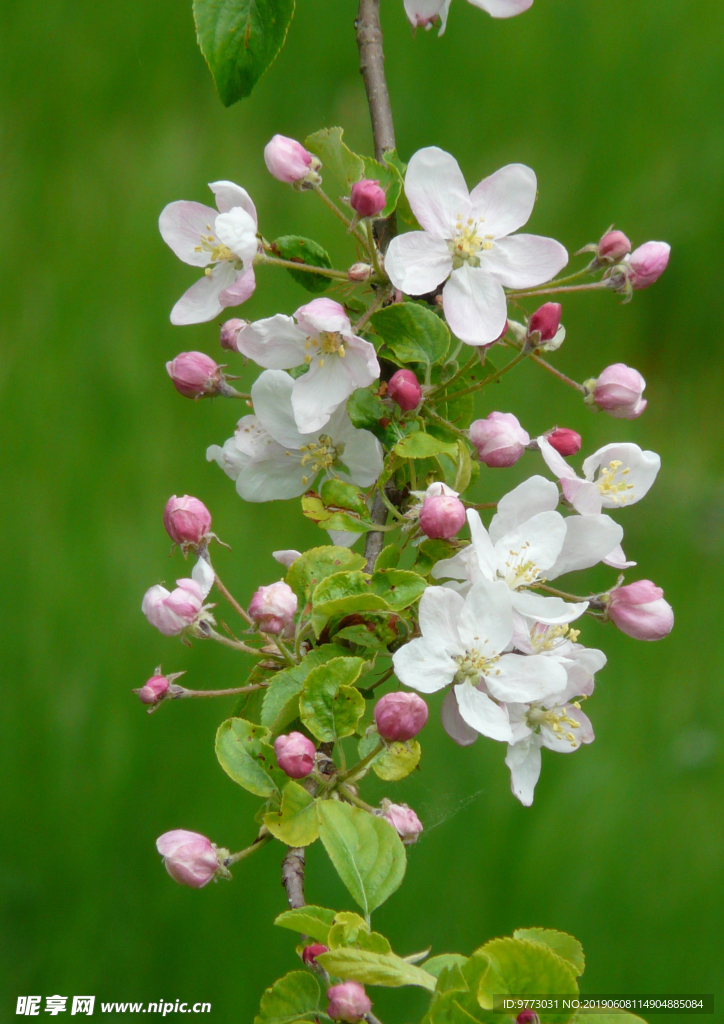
left=423, top=406, right=469, bottom=441
left=365, top=219, right=385, bottom=279
left=338, top=783, right=377, bottom=813
left=223, top=833, right=272, bottom=867
left=430, top=351, right=479, bottom=396
left=533, top=583, right=589, bottom=602
left=214, top=573, right=254, bottom=627
left=313, top=183, right=367, bottom=244
left=355, top=286, right=390, bottom=333
left=530, top=354, right=586, bottom=393
left=173, top=683, right=266, bottom=699
left=507, top=281, right=608, bottom=299
left=339, top=740, right=385, bottom=783
left=205, top=627, right=274, bottom=658
left=377, top=485, right=406, bottom=521
left=463, top=501, right=498, bottom=510
left=272, top=635, right=297, bottom=667
left=259, top=255, right=350, bottom=281
left=531, top=265, right=595, bottom=289
left=438, top=350, right=528, bottom=405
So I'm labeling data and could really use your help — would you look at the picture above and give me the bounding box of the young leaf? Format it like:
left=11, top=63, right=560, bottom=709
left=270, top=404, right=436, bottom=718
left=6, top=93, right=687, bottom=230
left=270, top=235, right=333, bottom=294
left=347, top=388, right=401, bottom=448
left=422, top=954, right=469, bottom=980
left=263, top=781, right=320, bottom=847
left=317, top=801, right=406, bottom=916
left=316, top=948, right=436, bottom=991
left=302, top=494, right=377, bottom=534
left=513, top=928, right=585, bottom=977
left=394, top=433, right=458, bottom=459
left=274, top=905, right=337, bottom=945
left=327, top=911, right=391, bottom=954
left=414, top=538, right=458, bottom=577
left=261, top=643, right=349, bottom=735
left=375, top=544, right=401, bottom=570
left=286, top=546, right=366, bottom=604
left=300, top=657, right=366, bottom=742
left=312, top=571, right=389, bottom=620
left=254, top=970, right=326, bottom=1024
left=369, top=569, right=427, bottom=611
left=320, top=479, right=371, bottom=518
left=371, top=303, right=450, bottom=367
left=194, top=0, right=296, bottom=107
left=373, top=740, right=421, bottom=781
left=215, top=718, right=282, bottom=798
left=472, top=937, right=578, bottom=1023
left=305, top=127, right=364, bottom=191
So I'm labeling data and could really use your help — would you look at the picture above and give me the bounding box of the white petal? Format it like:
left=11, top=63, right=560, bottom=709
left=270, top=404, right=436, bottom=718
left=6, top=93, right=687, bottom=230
left=582, top=443, right=660, bottom=507
left=326, top=529, right=363, bottom=548
left=487, top=651, right=567, bottom=703
left=603, top=543, right=637, bottom=570
left=505, top=738, right=542, bottom=806
left=273, top=550, right=301, bottom=568
left=512, top=591, right=589, bottom=625
left=209, top=180, right=257, bottom=223
left=218, top=267, right=256, bottom=308
left=484, top=234, right=569, bottom=289
left=469, top=0, right=534, bottom=16
left=294, top=298, right=351, bottom=335
left=159, top=201, right=218, bottom=267
left=441, top=688, right=478, bottom=746
left=292, top=358, right=358, bottom=434
left=537, top=436, right=578, bottom=483
left=384, top=232, right=452, bottom=295
left=547, top=514, right=623, bottom=580
left=455, top=682, right=513, bottom=742
left=418, top=585, right=465, bottom=653
left=561, top=478, right=603, bottom=515
left=393, top=637, right=458, bottom=694
left=495, top=510, right=567, bottom=576
left=336, top=426, right=384, bottom=488
left=404, top=147, right=471, bottom=238
left=540, top=705, right=594, bottom=752
left=169, top=263, right=237, bottom=325
left=235, top=315, right=306, bottom=369
left=443, top=265, right=508, bottom=345
left=430, top=544, right=478, bottom=583
left=489, top=475, right=560, bottom=544
left=214, top=207, right=258, bottom=264
left=206, top=415, right=268, bottom=480
left=237, top=445, right=308, bottom=502
left=469, top=164, right=537, bottom=238
left=191, top=556, right=215, bottom=599
left=251, top=370, right=309, bottom=449
left=341, top=335, right=381, bottom=387
left=558, top=646, right=606, bottom=699
left=459, top=579, right=514, bottom=658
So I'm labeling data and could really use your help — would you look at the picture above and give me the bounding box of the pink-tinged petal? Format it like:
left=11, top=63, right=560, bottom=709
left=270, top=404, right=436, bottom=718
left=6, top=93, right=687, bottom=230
left=294, top=298, right=350, bottom=335
left=505, top=738, right=541, bottom=807
left=603, top=543, right=637, bottom=570
left=214, top=207, right=258, bottom=264
left=159, top=201, right=219, bottom=267
left=454, top=682, right=513, bottom=743
left=458, top=579, right=514, bottom=659
left=547, top=514, right=623, bottom=580
left=582, top=443, right=661, bottom=506
left=339, top=335, right=381, bottom=387
left=485, top=233, right=568, bottom=289
left=385, top=232, right=452, bottom=295
left=235, top=314, right=305, bottom=369
left=469, top=164, right=537, bottom=238
left=169, top=263, right=237, bottom=325
left=292, top=357, right=357, bottom=434
left=441, top=688, right=478, bottom=746
left=489, top=475, right=560, bottom=544
left=404, top=147, right=471, bottom=238
left=191, top=556, right=215, bottom=599
left=443, top=265, right=507, bottom=345
left=219, top=267, right=256, bottom=308
left=512, top=591, right=589, bottom=625
left=209, top=180, right=257, bottom=224
left=393, top=637, right=459, bottom=694
left=418, top=585, right=465, bottom=653
left=561, top=477, right=602, bottom=515
left=537, top=436, right=578, bottom=482
left=251, top=370, right=308, bottom=449
left=469, top=0, right=534, bottom=17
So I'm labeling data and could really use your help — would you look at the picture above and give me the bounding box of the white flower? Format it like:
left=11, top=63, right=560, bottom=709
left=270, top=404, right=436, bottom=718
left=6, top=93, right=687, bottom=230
left=159, top=181, right=259, bottom=325
left=233, top=298, right=380, bottom=434
left=432, top=476, right=623, bottom=622
left=207, top=369, right=382, bottom=502
left=393, top=579, right=569, bottom=743
left=404, top=0, right=533, bottom=36
left=385, top=148, right=567, bottom=345
left=537, top=436, right=661, bottom=515
left=141, top=557, right=215, bottom=636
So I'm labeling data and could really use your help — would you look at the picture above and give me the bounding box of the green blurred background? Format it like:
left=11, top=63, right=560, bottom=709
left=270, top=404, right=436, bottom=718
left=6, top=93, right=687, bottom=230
left=2, top=0, right=723, bottom=1020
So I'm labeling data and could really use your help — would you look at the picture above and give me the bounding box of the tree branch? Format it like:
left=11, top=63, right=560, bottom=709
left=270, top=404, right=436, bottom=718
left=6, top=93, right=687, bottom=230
left=281, top=848, right=306, bottom=909
left=364, top=491, right=388, bottom=572
left=356, top=0, right=396, bottom=160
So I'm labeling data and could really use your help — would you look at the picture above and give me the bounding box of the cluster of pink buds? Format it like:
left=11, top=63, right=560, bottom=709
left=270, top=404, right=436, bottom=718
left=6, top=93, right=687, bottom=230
left=264, top=134, right=321, bottom=188
left=585, top=363, right=647, bottom=419
left=156, top=830, right=227, bottom=888
left=248, top=581, right=298, bottom=634
left=606, top=580, right=674, bottom=641
left=469, top=411, right=529, bottom=467
left=327, top=981, right=371, bottom=1022
left=374, top=691, right=429, bottom=741
left=274, top=732, right=316, bottom=779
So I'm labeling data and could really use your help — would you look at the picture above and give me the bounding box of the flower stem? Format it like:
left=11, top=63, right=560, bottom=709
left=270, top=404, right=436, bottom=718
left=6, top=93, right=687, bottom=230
left=260, top=255, right=349, bottom=281
left=205, top=627, right=275, bottom=658
left=423, top=405, right=469, bottom=440
left=430, top=352, right=480, bottom=396
left=533, top=583, right=589, bottom=602
left=355, top=286, right=390, bottom=333
left=339, top=741, right=385, bottom=783
left=224, top=832, right=271, bottom=867
left=507, top=281, right=608, bottom=299
left=437, top=350, right=528, bottom=404
left=339, top=783, right=378, bottom=813
left=172, top=683, right=266, bottom=699
left=313, top=183, right=367, bottom=245
left=530, top=354, right=586, bottom=393
left=377, top=485, right=406, bottom=521
left=214, top=573, right=254, bottom=626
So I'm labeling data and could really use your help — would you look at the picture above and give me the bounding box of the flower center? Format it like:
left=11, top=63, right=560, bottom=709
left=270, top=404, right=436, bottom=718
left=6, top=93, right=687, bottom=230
left=298, top=435, right=341, bottom=486
left=448, top=216, right=494, bottom=269
left=454, top=646, right=500, bottom=684
left=195, top=225, right=239, bottom=267
left=596, top=459, right=634, bottom=504
left=304, top=331, right=346, bottom=367
left=499, top=542, right=543, bottom=590
left=527, top=704, right=581, bottom=747
left=528, top=623, right=580, bottom=654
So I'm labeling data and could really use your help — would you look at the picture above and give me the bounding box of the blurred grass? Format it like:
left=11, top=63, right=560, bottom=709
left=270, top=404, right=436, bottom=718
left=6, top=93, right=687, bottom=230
left=1, top=0, right=723, bottom=1020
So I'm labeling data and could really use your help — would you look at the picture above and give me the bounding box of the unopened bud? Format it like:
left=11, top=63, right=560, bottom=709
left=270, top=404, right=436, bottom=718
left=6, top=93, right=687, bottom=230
left=469, top=411, right=530, bottom=467
left=381, top=799, right=423, bottom=844
left=164, top=495, right=212, bottom=548
left=588, top=363, right=647, bottom=419
left=219, top=318, right=244, bottom=351
left=375, top=691, right=429, bottom=741
left=347, top=262, right=373, bottom=282
left=419, top=488, right=466, bottom=539
left=274, top=731, right=316, bottom=779
left=528, top=302, right=562, bottom=342
left=302, top=943, right=329, bottom=966
left=387, top=369, right=422, bottom=412
left=264, top=134, right=317, bottom=185
left=166, top=351, right=223, bottom=399
left=248, top=581, right=298, bottom=634
left=350, top=179, right=386, bottom=218
left=137, top=674, right=170, bottom=705
left=628, top=241, right=671, bottom=289
left=327, top=982, right=372, bottom=1023
left=156, top=830, right=222, bottom=889
left=142, top=579, right=206, bottom=636
left=545, top=427, right=581, bottom=457
left=607, top=580, right=674, bottom=641
left=598, top=229, right=631, bottom=262
left=516, top=1012, right=540, bottom=1024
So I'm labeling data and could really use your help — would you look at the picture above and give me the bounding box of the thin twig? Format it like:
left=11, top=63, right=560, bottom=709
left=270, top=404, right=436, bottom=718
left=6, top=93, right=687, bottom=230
left=214, top=573, right=254, bottom=626
left=260, top=255, right=349, bottom=281
left=507, top=281, right=608, bottom=299
left=171, top=683, right=266, bottom=700
left=530, top=353, right=586, bottom=392
left=224, top=832, right=271, bottom=867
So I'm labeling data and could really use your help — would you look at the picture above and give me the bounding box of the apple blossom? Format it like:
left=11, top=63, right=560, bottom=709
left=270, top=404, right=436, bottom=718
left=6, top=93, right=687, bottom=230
left=628, top=241, right=671, bottom=289
left=219, top=318, right=245, bottom=351
left=137, top=674, right=169, bottom=705
left=374, top=691, right=429, bottom=741
left=469, top=411, right=530, bottom=467
left=350, top=179, right=386, bottom=218
left=248, top=581, right=298, bottom=634
left=207, top=369, right=382, bottom=502
left=142, top=557, right=215, bottom=636
left=156, top=830, right=222, bottom=888
left=587, top=363, right=647, bottom=419
left=385, top=148, right=567, bottom=345
left=274, top=732, right=317, bottom=779
left=538, top=436, right=660, bottom=515
left=166, top=352, right=223, bottom=399
left=607, top=580, right=674, bottom=641
left=163, top=495, right=212, bottom=548
left=381, top=800, right=424, bottom=844
left=232, top=298, right=380, bottom=434
left=405, top=0, right=533, bottom=37
left=387, top=368, right=423, bottom=411
left=159, top=181, right=259, bottom=325
left=327, top=982, right=372, bottom=1023
left=264, top=134, right=319, bottom=185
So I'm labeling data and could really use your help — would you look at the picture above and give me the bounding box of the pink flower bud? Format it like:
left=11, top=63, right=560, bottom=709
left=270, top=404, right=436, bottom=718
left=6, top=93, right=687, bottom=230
left=274, top=732, right=316, bottom=779
left=517, top=1013, right=540, bottom=1024
left=469, top=411, right=530, bottom=468
left=419, top=488, right=466, bottom=539
left=629, top=241, right=670, bottom=289
left=545, top=427, right=582, bottom=457
left=591, top=363, right=647, bottom=419
left=219, top=318, right=244, bottom=351
left=350, top=179, right=386, bottom=219
left=166, top=352, right=222, bottom=399
left=248, top=581, right=298, bottom=634
left=382, top=800, right=423, bottom=844
left=608, top=580, right=674, bottom=641
left=387, top=369, right=422, bottom=412
left=598, top=229, right=631, bottom=262
left=528, top=302, right=562, bottom=341
left=374, top=692, right=429, bottom=742
left=264, top=134, right=314, bottom=184
left=156, top=829, right=220, bottom=888
left=302, top=943, right=329, bottom=966
left=142, top=579, right=205, bottom=636
left=327, top=982, right=372, bottom=1023
left=163, top=495, right=212, bottom=547
left=347, top=262, right=373, bottom=282
left=137, top=674, right=169, bottom=705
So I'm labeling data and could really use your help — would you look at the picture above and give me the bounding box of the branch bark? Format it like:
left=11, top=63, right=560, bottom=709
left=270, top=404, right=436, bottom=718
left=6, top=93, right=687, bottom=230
left=364, top=491, right=388, bottom=572
left=356, top=0, right=396, bottom=160
left=281, top=848, right=306, bottom=909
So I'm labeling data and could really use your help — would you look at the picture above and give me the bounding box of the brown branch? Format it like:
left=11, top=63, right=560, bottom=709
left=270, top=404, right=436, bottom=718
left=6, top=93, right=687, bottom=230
left=364, top=491, right=388, bottom=572
left=281, top=848, right=306, bottom=909
left=356, top=0, right=396, bottom=159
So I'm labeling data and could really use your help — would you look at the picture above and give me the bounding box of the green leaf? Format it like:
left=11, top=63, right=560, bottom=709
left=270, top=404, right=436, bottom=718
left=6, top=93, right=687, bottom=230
left=347, top=388, right=401, bottom=448
left=422, top=954, right=469, bottom=980
left=316, top=949, right=436, bottom=991
left=302, top=494, right=377, bottom=534
left=317, top=801, right=406, bottom=915
left=286, top=546, right=366, bottom=605
left=300, top=658, right=367, bottom=742
left=375, top=544, right=401, bottom=570
left=271, top=236, right=333, bottom=294
left=305, top=127, right=364, bottom=191
left=369, top=568, right=427, bottom=611
left=434, top=964, right=470, bottom=995
left=254, top=970, right=326, bottom=1024
left=383, top=150, right=419, bottom=229
left=513, top=929, right=585, bottom=977
left=373, top=740, right=421, bottom=781
left=454, top=441, right=473, bottom=494
left=215, top=718, right=282, bottom=798
left=312, top=571, right=388, bottom=619
left=327, top=911, right=391, bottom=954
left=263, top=781, right=319, bottom=846
left=274, top=906, right=337, bottom=944
left=414, top=538, right=458, bottom=577
left=472, top=937, right=578, bottom=1023
left=334, top=613, right=400, bottom=651
left=194, top=0, right=296, bottom=106
left=261, top=644, right=349, bottom=735
left=394, top=433, right=458, bottom=459
left=372, top=302, right=450, bottom=367
left=361, top=156, right=403, bottom=219
left=320, top=479, right=371, bottom=518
